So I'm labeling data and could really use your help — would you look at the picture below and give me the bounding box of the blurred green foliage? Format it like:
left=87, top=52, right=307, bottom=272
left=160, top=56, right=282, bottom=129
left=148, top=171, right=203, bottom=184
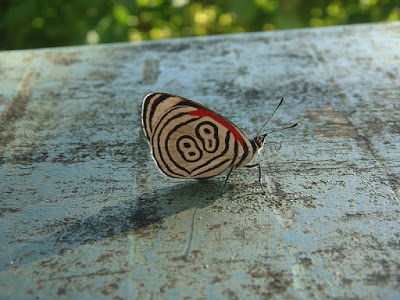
left=1, top=0, right=399, bottom=50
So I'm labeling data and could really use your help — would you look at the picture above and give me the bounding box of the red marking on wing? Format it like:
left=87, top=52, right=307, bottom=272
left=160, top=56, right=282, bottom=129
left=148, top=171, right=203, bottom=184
left=187, top=108, right=244, bottom=147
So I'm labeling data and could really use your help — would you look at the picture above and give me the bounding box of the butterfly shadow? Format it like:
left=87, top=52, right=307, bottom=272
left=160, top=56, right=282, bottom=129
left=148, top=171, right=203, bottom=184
left=2, top=180, right=223, bottom=270
left=58, top=179, right=225, bottom=244
left=133, top=179, right=223, bottom=228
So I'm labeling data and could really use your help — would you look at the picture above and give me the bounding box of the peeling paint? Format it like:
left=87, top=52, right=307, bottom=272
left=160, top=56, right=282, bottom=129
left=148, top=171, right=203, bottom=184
left=306, top=105, right=358, bottom=139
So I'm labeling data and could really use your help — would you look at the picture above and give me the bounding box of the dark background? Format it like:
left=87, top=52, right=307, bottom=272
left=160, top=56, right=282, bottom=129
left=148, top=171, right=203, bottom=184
left=1, top=0, right=399, bottom=50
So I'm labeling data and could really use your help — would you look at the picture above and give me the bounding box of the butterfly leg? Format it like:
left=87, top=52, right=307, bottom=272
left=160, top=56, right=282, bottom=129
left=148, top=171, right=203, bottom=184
left=222, top=167, right=235, bottom=194
left=245, top=163, right=266, bottom=194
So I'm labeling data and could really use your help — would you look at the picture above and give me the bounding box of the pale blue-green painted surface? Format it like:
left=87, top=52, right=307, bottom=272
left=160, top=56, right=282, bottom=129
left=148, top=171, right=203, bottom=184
left=1, top=22, right=400, bottom=299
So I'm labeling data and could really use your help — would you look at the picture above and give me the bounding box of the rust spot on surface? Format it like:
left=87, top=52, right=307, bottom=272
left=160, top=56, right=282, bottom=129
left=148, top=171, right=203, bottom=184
left=52, top=56, right=80, bottom=66
left=381, top=92, right=400, bottom=103
left=57, top=288, right=67, bottom=296
left=130, top=223, right=161, bottom=239
left=89, top=71, right=117, bottom=82
left=51, top=51, right=81, bottom=65
left=0, top=208, right=21, bottom=217
left=306, top=105, right=358, bottom=139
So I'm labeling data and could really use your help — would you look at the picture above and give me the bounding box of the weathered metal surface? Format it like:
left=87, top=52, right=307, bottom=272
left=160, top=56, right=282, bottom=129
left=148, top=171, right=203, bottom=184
left=1, top=22, right=399, bottom=299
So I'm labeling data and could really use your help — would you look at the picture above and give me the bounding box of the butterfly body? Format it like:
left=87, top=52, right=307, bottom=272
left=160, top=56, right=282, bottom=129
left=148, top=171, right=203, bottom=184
left=142, top=93, right=265, bottom=183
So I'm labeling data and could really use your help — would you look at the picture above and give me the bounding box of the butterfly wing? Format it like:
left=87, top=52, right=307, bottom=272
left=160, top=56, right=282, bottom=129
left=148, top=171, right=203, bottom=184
left=142, top=93, right=254, bottom=179
left=142, top=93, right=200, bottom=141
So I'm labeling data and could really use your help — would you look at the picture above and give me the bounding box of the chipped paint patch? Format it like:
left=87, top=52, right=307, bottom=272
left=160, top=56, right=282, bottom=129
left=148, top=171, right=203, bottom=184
left=0, top=69, right=41, bottom=149
left=306, top=105, right=358, bottom=139
left=142, top=59, right=160, bottom=85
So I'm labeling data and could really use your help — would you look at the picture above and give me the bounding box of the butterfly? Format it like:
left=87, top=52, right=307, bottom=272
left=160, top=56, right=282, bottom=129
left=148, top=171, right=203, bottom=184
left=141, top=93, right=299, bottom=193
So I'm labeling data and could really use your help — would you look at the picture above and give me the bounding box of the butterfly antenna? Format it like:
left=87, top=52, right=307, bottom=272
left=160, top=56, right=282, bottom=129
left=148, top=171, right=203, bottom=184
left=256, top=97, right=285, bottom=137
left=261, top=123, right=300, bottom=137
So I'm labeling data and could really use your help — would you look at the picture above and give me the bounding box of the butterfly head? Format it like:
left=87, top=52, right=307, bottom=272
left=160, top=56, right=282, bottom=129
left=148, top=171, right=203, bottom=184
left=253, top=134, right=268, bottom=150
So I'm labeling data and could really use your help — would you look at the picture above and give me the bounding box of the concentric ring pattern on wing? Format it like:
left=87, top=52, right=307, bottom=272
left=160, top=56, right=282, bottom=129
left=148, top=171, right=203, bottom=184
left=142, top=93, right=253, bottom=179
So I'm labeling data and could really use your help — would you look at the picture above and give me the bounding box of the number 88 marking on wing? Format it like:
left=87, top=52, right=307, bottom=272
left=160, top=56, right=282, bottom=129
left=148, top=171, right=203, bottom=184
left=196, top=121, right=219, bottom=153
left=177, top=136, right=202, bottom=162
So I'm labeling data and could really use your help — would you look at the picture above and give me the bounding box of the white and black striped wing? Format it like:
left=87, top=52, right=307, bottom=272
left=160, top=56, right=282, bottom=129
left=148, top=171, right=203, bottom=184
left=142, top=93, right=255, bottom=179
left=142, top=93, right=199, bottom=141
